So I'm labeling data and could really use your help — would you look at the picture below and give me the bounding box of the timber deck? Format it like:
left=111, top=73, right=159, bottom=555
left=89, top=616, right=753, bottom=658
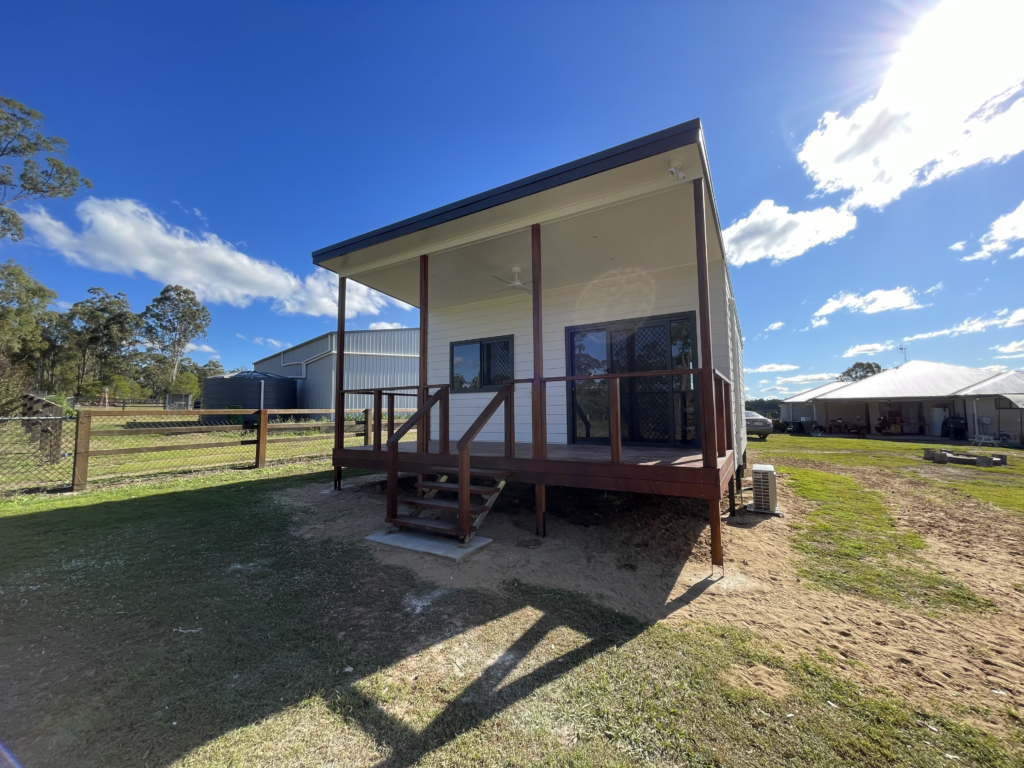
left=335, top=441, right=735, bottom=500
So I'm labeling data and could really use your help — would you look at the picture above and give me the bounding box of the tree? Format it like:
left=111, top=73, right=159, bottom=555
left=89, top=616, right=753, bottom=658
left=67, top=288, right=141, bottom=391
left=196, top=359, right=224, bottom=382
left=169, top=371, right=200, bottom=399
left=141, top=285, right=211, bottom=385
left=0, top=350, right=30, bottom=415
left=0, top=259, right=57, bottom=359
left=838, top=362, right=882, bottom=381
left=1, top=97, right=92, bottom=241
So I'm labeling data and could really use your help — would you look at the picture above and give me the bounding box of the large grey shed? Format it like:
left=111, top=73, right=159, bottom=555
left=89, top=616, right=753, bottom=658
left=252, top=328, right=419, bottom=410
left=201, top=370, right=298, bottom=410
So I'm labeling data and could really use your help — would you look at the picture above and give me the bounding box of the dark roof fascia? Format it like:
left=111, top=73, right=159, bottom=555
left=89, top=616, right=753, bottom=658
left=312, top=118, right=703, bottom=265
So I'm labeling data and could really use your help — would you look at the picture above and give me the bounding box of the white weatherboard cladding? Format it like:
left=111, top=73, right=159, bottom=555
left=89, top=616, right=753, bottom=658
left=427, top=262, right=744, bottom=447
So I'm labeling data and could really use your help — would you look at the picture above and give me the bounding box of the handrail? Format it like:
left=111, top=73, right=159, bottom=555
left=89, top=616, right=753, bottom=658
left=387, top=388, right=445, bottom=446
left=456, top=385, right=511, bottom=451
left=386, top=386, right=448, bottom=524
left=510, top=368, right=700, bottom=385
left=346, top=384, right=449, bottom=394
left=454, top=384, right=513, bottom=539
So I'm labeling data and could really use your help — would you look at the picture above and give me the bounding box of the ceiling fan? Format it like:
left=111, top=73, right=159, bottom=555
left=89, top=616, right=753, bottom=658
left=491, top=266, right=532, bottom=293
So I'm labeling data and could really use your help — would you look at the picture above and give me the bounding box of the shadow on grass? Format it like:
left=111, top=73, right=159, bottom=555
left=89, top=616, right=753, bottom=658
left=0, top=469, right=699, bottom=768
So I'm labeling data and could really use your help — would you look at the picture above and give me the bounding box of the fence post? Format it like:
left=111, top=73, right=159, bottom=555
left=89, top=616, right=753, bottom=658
left=72, top=411, right=91, bottom=491
left=255, top=409, right=269, bottom=468
left=363, top=408, right=371, bottom=446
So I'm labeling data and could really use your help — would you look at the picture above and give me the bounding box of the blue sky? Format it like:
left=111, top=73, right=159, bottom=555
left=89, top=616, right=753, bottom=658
left=5, top=0, right=1023, bottom=396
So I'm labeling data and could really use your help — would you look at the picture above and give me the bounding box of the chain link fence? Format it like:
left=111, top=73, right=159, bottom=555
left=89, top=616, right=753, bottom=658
left=0, top=408, right=420, bottom=494
left=0, top=416, right=77, bottom=493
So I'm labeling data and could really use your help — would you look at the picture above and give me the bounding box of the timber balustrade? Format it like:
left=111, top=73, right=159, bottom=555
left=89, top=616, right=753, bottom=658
left=369, top=367, right=735, bottom=540
left=383, top=385, right=450, bottom=525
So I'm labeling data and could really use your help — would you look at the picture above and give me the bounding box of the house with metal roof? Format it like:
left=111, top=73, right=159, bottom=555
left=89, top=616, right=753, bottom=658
left=313, top=118, right=744, bottom=564
left=780, top=360, right=1024, bottom=441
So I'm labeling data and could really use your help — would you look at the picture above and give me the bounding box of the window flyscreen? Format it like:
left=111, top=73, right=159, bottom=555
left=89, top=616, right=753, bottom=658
left=451, top=336, right=513, bottom=391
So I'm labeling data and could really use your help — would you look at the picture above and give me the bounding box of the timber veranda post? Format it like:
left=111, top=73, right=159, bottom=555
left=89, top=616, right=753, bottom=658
left=418, top=254, right=429, bottom=453
left=692, top=176, right=724, bottom=568
left=417, top=255, right=429, bottom=496
left=530, top=223, right=547, bottom=536
left=333, top=276, right=347, bottom=489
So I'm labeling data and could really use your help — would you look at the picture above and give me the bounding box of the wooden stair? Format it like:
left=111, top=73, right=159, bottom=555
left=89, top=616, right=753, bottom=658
left=393, top=467, right=510, bottom=541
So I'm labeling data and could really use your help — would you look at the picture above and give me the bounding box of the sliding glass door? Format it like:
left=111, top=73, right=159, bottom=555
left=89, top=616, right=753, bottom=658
left=568, top=312, right=698, bottom=446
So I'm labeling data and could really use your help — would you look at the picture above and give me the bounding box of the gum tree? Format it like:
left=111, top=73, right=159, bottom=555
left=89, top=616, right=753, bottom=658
left=1, top=96, right=92, bottom=241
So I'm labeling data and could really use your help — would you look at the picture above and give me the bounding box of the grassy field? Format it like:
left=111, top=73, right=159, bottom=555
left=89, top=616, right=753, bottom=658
left=754, top=434, right=1024, bottom=514
left=782, top=466, right=993, bottom=611
left=0, top=413, right=416, bottom=493
left=2, top=456, right=1022, bottom=766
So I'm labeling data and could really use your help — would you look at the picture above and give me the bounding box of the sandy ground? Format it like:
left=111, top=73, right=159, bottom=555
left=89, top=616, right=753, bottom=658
left=285, top=464, right=1024, bottom=732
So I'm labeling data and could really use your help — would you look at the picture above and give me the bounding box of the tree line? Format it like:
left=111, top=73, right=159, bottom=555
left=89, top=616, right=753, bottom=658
left=0, top=259, right=223, bottom=413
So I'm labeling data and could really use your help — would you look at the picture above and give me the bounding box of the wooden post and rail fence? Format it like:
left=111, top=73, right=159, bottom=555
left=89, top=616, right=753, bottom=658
left=70, top=407, right=411, bottom=491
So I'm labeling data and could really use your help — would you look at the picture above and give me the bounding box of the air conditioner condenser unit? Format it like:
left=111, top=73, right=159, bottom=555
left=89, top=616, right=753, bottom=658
left=747, top=464, right=782, bottom=516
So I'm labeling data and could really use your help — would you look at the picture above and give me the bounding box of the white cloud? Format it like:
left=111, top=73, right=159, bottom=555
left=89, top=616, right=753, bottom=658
left=843, top=342, right=894, bottom=357
left=949, top=242, right=966, bottom=251
left=924, top=282, right=943, bottom=294
left=758, top=379, right=771, bottom=385
left=264, top=339, right=289, bottom=349
left=22, top=198, right=407, bottom=319
left=962, top=199, right=1024, bottom=261
left=799, top=1, right=1024, bottom=211
left=744, top=363, right=799, bottom=373
left=184, top=343, right=216, bottom=354
left=761, top=386, right=792, bottom=393
left=811, top=317, right=829, bottom=328
left=993, top=339, right=1024, bottom=354
left=903, top=308, right=1024, bottom=340
left=981, top=364, right=1008, bottom=372
left=235, top=333, right=246, bottom=341
left=723, top=200, right=857, bottom=265
left=814, top=286, right=923, bottom=322
left=253, top=337, right=264, bottom=345
left=368, top=321, right=407, bottom=330
left=776, top=373, right=840, bottom=384
left=209, top=354, right=220, bottom=360
left=994, top=352, right=1024, bottom=359
left=765, top=321, right=785, bottom=331
left=727, top=0, right=1024, bottom=267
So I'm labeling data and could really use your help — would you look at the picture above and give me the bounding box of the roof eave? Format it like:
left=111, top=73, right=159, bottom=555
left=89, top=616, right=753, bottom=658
left=312, top=118, right=704, bottom=265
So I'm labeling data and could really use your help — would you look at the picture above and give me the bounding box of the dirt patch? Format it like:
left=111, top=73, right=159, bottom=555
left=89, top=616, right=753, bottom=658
left=285, top=466, right=1024, bottom=733
left=284, top=475, right=731, bottom=623
left=727, top=663, right=794, bottom=699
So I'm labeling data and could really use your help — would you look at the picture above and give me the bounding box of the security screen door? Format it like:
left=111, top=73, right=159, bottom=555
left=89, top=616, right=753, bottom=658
left=567, top=312, right=698, bottom=446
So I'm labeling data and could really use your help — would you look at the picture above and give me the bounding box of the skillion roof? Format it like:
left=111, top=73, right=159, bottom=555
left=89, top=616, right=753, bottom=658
left=813, top=360, right=998, bottom=401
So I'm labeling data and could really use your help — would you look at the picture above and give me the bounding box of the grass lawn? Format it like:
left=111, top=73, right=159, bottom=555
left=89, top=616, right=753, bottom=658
left=753, top=434, right=1024, bottom=514
left=781, top=466, right=993, bottom=611
left=2, top=466, right=1021, bottom=767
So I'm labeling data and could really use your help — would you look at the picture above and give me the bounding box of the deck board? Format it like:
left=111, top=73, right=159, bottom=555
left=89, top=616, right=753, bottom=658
left=338, top=440, right=734, bottom=499
left=348, top=440, right=714, bottom=469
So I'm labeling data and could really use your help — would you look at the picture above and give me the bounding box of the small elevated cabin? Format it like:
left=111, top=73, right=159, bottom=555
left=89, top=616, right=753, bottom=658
left=313, top=119, right=746, bottom=565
